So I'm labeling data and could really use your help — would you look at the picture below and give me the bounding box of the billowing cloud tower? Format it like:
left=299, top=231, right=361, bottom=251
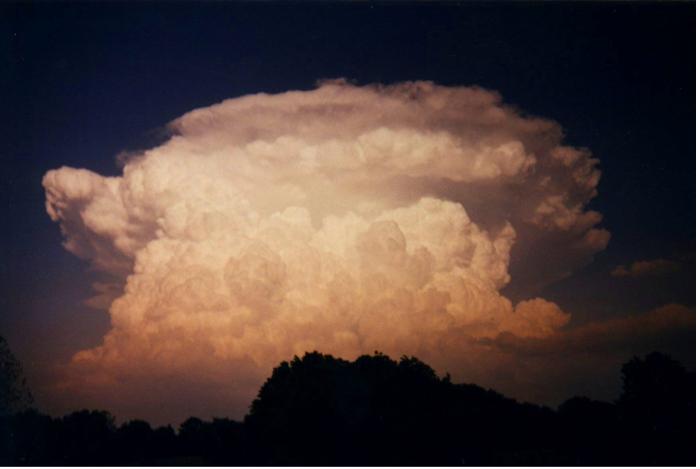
left=44, top=80, right=611, bottom=422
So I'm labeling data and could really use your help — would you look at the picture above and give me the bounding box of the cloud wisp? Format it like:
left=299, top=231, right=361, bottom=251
left=43, top=80, right=619, bottom=422
left=611, top=258, right=681, bottom=278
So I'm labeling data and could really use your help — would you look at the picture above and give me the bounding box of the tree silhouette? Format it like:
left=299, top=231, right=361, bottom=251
left=617, top=352, right=695, bottom=465
left=247, top=351, right=560, bottom=465
left=557, top=396, right=618, bottom=464
left=0, top=349, right=694, bottom=465
left=115, top=419, right=154, bottom=464
left=59, top=410, right=116, bottom=464
left=176, top=416, right=248, bottom=464
left=0, top=336, right=33, bottom=416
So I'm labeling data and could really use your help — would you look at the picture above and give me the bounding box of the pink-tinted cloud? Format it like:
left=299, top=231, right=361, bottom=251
left=469, top=304, right=695, bottom=405
left=611, top=258, right=681, bottom=278
left=43, top=80, right=616, bottom=423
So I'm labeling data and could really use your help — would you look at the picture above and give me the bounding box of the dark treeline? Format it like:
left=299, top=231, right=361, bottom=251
left=0, top=349, right=695, bottom=466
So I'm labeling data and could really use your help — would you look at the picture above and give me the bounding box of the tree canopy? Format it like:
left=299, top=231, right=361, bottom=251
left=0, top=350, right=694, bottom=465
left=0, top=336, right=33, bottom=416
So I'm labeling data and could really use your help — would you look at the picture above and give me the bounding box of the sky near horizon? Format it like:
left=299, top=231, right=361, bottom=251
left=1, top=2, right=695, bottom=425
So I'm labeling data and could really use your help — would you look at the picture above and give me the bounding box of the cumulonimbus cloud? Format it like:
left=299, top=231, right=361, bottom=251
left=43, top=80, right=613, bottom=422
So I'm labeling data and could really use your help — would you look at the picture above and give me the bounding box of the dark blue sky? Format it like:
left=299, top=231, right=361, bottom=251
left=1, top=2, right=695, bottom=409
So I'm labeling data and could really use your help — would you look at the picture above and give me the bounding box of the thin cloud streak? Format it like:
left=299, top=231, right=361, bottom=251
left=611, top=258, right=681, bottom=278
